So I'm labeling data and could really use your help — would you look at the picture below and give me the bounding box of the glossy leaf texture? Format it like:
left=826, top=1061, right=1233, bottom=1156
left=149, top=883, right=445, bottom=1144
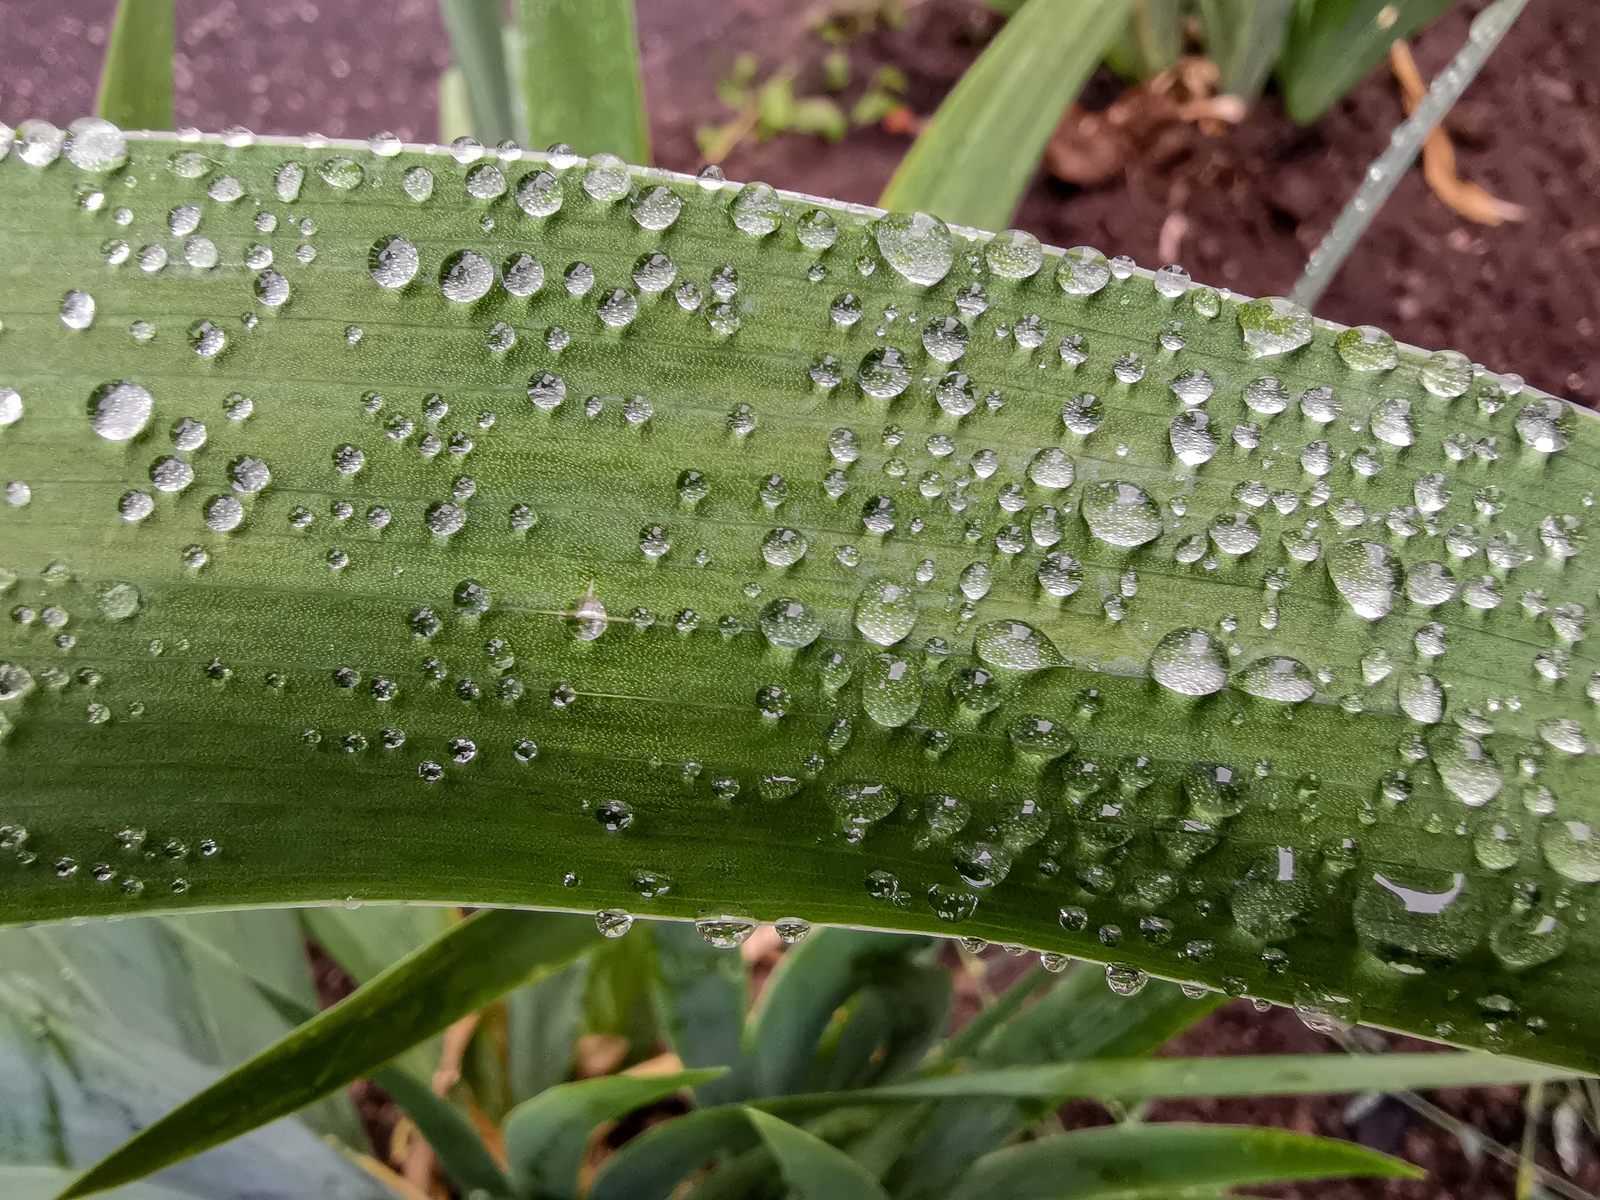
left=95, top=0, right=173, bottom=133
left=880, top=0, right=1133, bottom=228
left=0, top=132, right=1598, bottom=1076
left=1280, top=0, right=1455, bottom=122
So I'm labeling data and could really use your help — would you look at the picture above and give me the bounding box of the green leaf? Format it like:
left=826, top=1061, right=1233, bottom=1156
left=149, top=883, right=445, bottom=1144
left=96, top=0, right=173, bottom=132
left=753, top=931, right=938, bottom=1097
left=1104, top=0, right=1184, bottom=82
left=302, top=904, right=456, bottom=985
left=815, top=957, right=951, bottom=1091
left=945, top=1122, right=1419, bottom=1199
left=376, top=1065, right=513, bottom=1198
left=439, top=0, right=519, bottom=147
left=439, top=65, right=475, bottom=145
left=513, top=0, right=651, bottom=162
left=1279, top=0, right=1453, bottom=122
left=3, top=134, right=1599, bottom=1081
left=589, top=1106, right=759, bottom=1200
left=0, top=1166, right=197, bottom=1200
left=57, top=910, right=598, bottom=1199
left=501, top=1069, right=724, bottom=1199
left=776, top=1052, right=1575, bottom=1106
left=507, top=957, right=589, bottom=1102
left=889, top=973, right=1221, bottom=1198
left=650, top=920, right=752, bottom=1102
left=880, top=0, right=1133, bottom=227
left=1195, top=0, right=1298, bottom=99
left=742, top=1107, right=891, bottom=1200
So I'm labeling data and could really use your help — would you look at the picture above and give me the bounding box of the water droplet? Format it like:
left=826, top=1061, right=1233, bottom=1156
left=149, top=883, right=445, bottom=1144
left=15, top=119, right=63, bottom=166
left=440, top=249, right=494, bottom=302
left=758, top=598, right=822, bottom=649
left=1327, top=541, right=1399, bottom=620
left=974, top=620, right=1063, bottom=671
left=1236, top=296, right=1313, bottom=357
left=730, top=181, right=784, bottom=234
left=369, top=236, right=418, bottom=289
left=858, top=347, right=912, bottom=398
left=854, top=580, right=916, bottom=645
left=254, top=270, right=289, bottom=307
left=1106, top=964, right=1149, bottom=996
left=597, top=288, right=638, bottom=328
left=205, top=494, right=244, bottom=533
left=796, top=208, right=837, bottom=249
left=922, top=315, right=969, bottom=362
left=425, top=502, right=466, bottom=536
left=1027, top=448, right=1075, bottom=488
left=88, top=380, right=153, bottom=441
left=1037, top=550, right=1083, bottom=597
left=862, top=653, right=923, bottom=726
left=1056, top=246, right=1110, bottom=295
left=1334, top=325, right=1398, bottom=371
left=1170, top=410, right=1219, bottom=466
left=875, top=211, right=954, bottom=285
left=1151, top=629, right=1228, bottom=695
left=861, top=494, right=899, bottom=534
left=596, top=909, right=634, bottom=937
left=1420, top=349, right=1472, bottom=398
left=1235, top=657, right=1314, bottom=702
left=1353, top=867, right=1482, bottom=960
left=1082, top=481, right=1162, bottom=547
left=828, top=781, right=900, bottom=836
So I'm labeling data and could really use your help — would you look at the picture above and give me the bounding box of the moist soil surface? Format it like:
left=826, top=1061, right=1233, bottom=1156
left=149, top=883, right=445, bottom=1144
left=7, top=1, right=1600, bottom=1195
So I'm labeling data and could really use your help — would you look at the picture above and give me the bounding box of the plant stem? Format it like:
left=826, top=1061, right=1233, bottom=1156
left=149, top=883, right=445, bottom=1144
left=1289, top=0, right=1527, bottom=310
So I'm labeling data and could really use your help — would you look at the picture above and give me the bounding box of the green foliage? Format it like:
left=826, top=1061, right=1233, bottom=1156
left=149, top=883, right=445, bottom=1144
left=1281, top=0, right=1456, bottom=122
left=439, top=0, right=519, bottom=148
left=96, top=0, right=173, bottom=132
left=881, top=0, right=1134, bottom=227
left=514, top=0, right=651, bottom=162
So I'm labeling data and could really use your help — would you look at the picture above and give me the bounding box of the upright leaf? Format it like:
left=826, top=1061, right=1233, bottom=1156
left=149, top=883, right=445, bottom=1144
left=439, top=0, right=519, bottom=147
left=945, top=1123, right=1420, bottom=1199
left=880, top=0, right=1132, bottom=227
left=58, top=911, right=599, bottom=1199
left=1279, top=0, right=1453, bottom=122
left=507, top=958, right=589, bottom=1103
left=514, top=0, right=651, bottom=162
left=96, top=0, right=173, bottom=132
left=377, top=1067, right=512, bottom=1199
left=1196, top=0, right=1298, bottom=99
left=650, top=920, right=752, bottom=1102
left=588, top=1106, right=758, bottom=1200
left=743, top=1107, right=890, bottom=1200
left=501, top=1069, right=723, bottom=1200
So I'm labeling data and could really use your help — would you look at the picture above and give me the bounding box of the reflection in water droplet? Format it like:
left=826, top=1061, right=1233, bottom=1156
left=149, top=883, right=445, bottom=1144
left=875, top=211, right=954, bottom=285
left=1150, top=629, right=1228, bottom=696
left=974, top=621, right=1064, bottom=671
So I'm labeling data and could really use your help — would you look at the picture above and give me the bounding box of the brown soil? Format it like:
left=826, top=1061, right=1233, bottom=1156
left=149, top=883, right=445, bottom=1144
left=9, top=1, right=1600, bottom=1194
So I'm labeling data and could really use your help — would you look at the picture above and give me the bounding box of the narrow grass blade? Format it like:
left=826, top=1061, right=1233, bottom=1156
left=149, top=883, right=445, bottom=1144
left=96, top=0, right=173, bottom=131
left=513, top=0, right=650, bottom=162
left=879, top=0, right=1132, bottom=227
left=945, top=1123, right=1420, bottom=1199
left=1291, top=0, right=1527, bottom=308
left=589, top=1106, right=759, bottom=1200
left=438, top=65, right=474, bottom=144
left=507, top=958, right=589, bottom=1103
left=770, top=1052, right=1576, bottom=1107
left=501, top=1069, right=725, bottom=1199
left=743, top=1107, right=891, bottom=1200
left=651, top=919, right=752, bottom=1102
left=439, top=0, right=518, bottom=148
left=377, top=1067, right=513, bottom=1199
left=1281, top=0, right=1454, bottom=123
left=1105, top=0, right=1184, bottom=82
left=57, top=911, right=599, bottom=1199
left=301, top=905, right=456, bottom=984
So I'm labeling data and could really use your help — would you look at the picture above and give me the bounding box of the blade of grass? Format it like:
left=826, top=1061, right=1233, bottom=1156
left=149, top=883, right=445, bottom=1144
left=1290, top=0, right=1527, bottom=309
left=743, top=1107, right=891, bottom=1200
left=57, top=910, right=599, bottom=1200
left=879, top=0, right=1132, bottom=228
left=96, top=0, right=173, bottom=131
left=1280, top=0, right=1453, bottom=123
left=378, top=1067, right=513, bottom=1199
left=513, top=0, right=651, bottom=162
left=439, top=0, right=519, bottom=147
left=1195, top=0, right=1297, bottom=100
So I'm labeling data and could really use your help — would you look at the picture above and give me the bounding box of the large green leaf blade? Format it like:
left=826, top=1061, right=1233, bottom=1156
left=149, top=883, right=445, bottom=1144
left=513, top=0, right=650, bottom=162
left=376, top=1066, right=513, bottom=1199
left=879, top=0, right=1133, bottom=227
left=2, top=134, right=1599, bottom=1080
left=743, top=1107, right=890, bottom=1200
left=945, top=1123, right=1420, bottom=1199
left=501, top=1069, right=723, bottom=1200
left=507, top=958, right=589, bottom=1103
left=650, top=919, right=752, bottom=1102
left=96, top=0, right=173, bottom=132
left=588, top=1106, right=759, bottom=1200
left=56, top=910, right=598, bottom=1199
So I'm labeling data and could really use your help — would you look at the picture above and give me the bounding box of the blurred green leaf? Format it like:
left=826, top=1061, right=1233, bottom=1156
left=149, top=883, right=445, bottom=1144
left=785, top=1051, right=1575, bottom=1106
left=1196, top=0, right=1298, bottom=99
left=1105, top=0, right=1184, bottom=81
left=743, top=1107, right=890, bottom=1200
left=439, top=0, right=519, bottom=147
left=1280, top=0, right=1453, bottom=122
left=438, top=64, right=474, bottom=144
left=378, top=1067, right=512, bottom=1199
left=58, top=911, right=599, bottom=1199
left=651, top=921, right=751, bottom=1104
left=945, top=1122, right=1420, bottom=1198
left=514, top=0, right=651, bottom=162
left=584, top=922, right=662, bottom=1057
left=880, top=0, right=1132, bottom=227
left=753, top=931, right=937, bottom=1098
left=589, top=1106, right=759, bottom=1200
left=889, top=972, right=1219, bottom=1199
left=508, top=959, right=589, bottom=1103
left=815, top=958, right=951, bottom=1091
left=301, top=905, right=456, bottom=985
left=502, top=1069, right=724, bottom=1199
left=1, top=1167, right=200, bottom=1200
left=96, top=0, right=172, bottom=131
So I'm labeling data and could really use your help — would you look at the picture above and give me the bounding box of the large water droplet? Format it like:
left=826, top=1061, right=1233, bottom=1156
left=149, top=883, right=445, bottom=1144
left=875, top=212, right=954, bottom=286
left=854, top=580, right=916, bottom=645
left=1150, top=629, right=1228, bottom=695
left=1056, top=246, right=1110, bottom=296
left=827, top=781, right=900, bottom=836
left=1236, top=297, right=1313, bottom=358
left=862, top=653, right=923, bottom=726
left=1334, top=325, right=1398, bottom=371
left=369, top=236, right=419, bottom=288
left=1353, top=868, right=1482, bottom=960
left=1234, top=657, right=1314, bottom=702
left=1082, top=481, right=1162, bottom=547
left=1432, top=730, right=1501, bottom=806
left=985, top=229, right=1043, bottom=278
left=1420, top=349, right=1472, bottom=398
left=758, top=598, right=822, bottom=649
left=64, top=116, right=127, bottom=171
left=858, top=347, right=912, bottom=398
left=730, top=182, right=784, bottom=235
left=88, top=381, right=153, bottom=442
left=1327, top=541, right=1399, bottom=620
left=974, top=621, right=1064, bottom=671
